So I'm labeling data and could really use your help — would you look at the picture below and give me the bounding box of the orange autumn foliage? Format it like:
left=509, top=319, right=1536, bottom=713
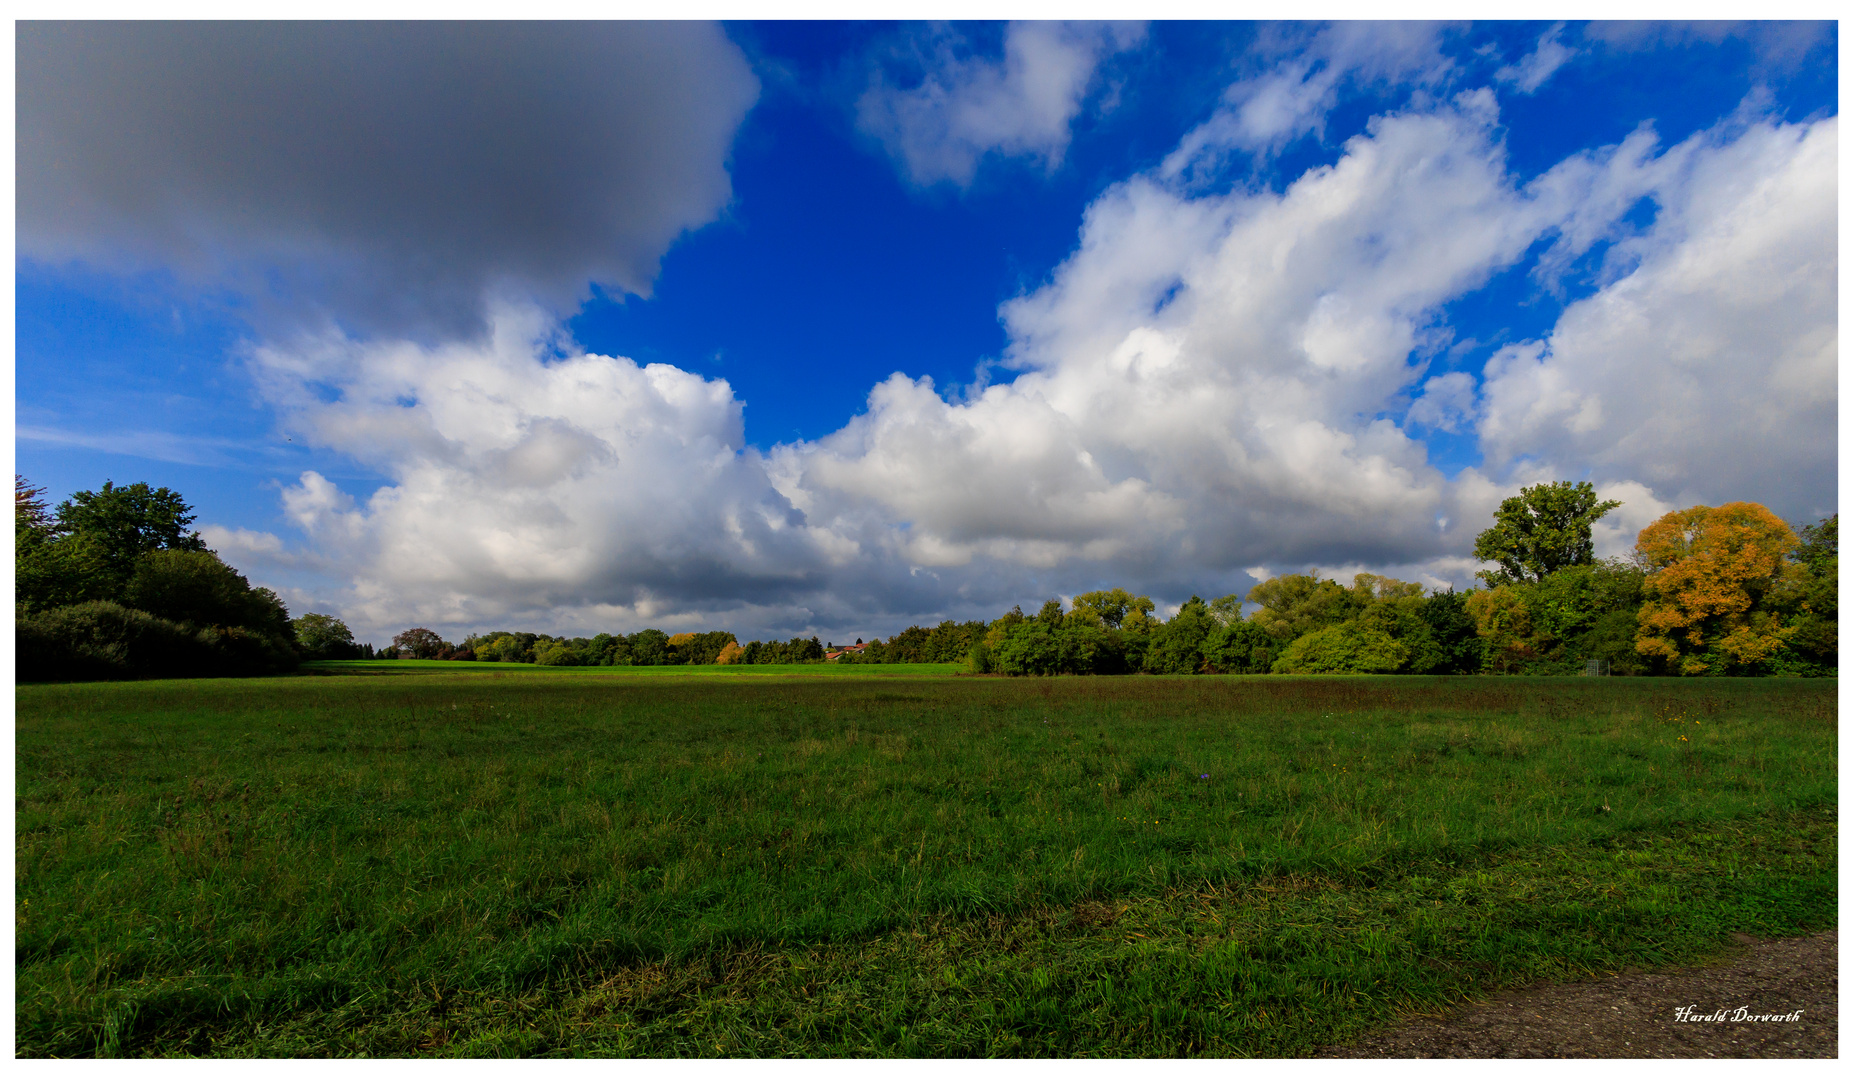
left=1634, top=501, right=1801, bottom=675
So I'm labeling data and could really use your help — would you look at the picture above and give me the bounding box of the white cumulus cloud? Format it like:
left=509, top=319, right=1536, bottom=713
left=1477, top=113, right=1837, bottom=519
left=787, top=92, right=1564, bottom=590
left=245, top=307, right=842, bottom=634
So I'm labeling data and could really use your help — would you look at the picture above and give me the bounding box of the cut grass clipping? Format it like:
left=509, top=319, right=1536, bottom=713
left=16, top=669, right=1836, bottom=1057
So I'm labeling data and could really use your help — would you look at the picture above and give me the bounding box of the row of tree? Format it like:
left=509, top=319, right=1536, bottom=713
left=848, top=485, right=1837, bottom=678
left=380, top=626, right=828, bottom=666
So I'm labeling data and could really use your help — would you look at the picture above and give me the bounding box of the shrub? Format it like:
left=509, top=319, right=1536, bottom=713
left=534, top=642, right=582, bottom=666
left=16, top=601, right=296, bottom=682
left=1270, top=622, right=1408, bottom=674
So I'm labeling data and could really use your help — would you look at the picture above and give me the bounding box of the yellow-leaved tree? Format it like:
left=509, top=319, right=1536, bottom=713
left=1634, top=501, right=1802, bottom=675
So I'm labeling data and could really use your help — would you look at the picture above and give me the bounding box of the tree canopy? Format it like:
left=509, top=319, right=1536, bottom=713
left=53, top=480, right=207, bottom=584
left=1634, top=502, right=1802, bottom=675
left=1473, top=480, right=1621, bottom=585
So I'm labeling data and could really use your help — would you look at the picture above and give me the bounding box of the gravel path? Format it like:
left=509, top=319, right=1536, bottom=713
left=1318, top=930, right=1837, bottom=1058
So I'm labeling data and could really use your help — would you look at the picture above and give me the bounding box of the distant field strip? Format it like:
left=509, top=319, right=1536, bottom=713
left=303, top=660, right=967, bottom=678
left=15, top=670, right=1835, bottom=1056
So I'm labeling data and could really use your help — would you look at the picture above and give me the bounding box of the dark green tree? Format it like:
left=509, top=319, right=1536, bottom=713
left=1142, top=596, right=1217, bottom=674
left=16, top=477, right=113, bottom=614
left=53, top=480, right=208, bottom=586
left=1203, top=617, right=1277, bottom=673
left=628, top=629, right=670, bottom=665
left=1415, top=589, right=1484, bottom=674
left=122, top=549, right=288, bottom=634
left=1473, top=480, right=1621, bottom=585
left=1782, top=515, right=1837, bottom=669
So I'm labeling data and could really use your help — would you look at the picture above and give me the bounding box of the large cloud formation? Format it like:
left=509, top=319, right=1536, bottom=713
left=242, top=308, right=842, bottom=632
left=21, top=24, right=1837, bottom=641
left=238, top=91, right=1835, bottom=639
left=1477, top=114, right=1837, bottom=515
left=16, top=21, right=758, bottom=338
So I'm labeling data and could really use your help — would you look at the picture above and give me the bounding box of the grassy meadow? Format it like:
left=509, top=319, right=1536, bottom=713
left=15, top=665, right=1837, bottom=1057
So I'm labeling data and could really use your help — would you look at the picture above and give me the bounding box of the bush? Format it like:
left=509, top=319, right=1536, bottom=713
left=1270, top=622, right=1408, bottom=674
left=534, top=642, right=582, bottom=666
left=16, top=601, right=297, bottom=682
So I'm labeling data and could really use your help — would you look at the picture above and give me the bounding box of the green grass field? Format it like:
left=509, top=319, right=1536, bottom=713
left=15, top=665, right=1836, bottom=1057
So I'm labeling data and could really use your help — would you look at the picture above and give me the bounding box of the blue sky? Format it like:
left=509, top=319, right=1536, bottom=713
left=14, top=21, right=1839, bottom=644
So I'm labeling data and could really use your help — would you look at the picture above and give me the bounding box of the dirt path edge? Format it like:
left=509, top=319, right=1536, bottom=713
left=1316, top=930, right=1837, bottom=1058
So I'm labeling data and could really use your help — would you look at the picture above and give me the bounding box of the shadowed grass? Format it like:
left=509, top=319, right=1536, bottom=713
left=16, top=671, right=1835, bottom=1056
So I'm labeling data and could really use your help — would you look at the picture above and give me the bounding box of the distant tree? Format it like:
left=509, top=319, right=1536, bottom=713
left=615, top=629, right=664, bottom=665
left=1077, top=589, right=1146, bottom=628
left=1416, top=589, right=1485, bottom=674
left=473, top=632, right=532, bottom=663
left=1143, top=596, right=1219, bottom=674
left=1203, top=617, right=1276, bottom=673
left=1473, top=480, right=1621, bottom=586
left=879, top=625, right=935, bottom=662
left=1464, top=586, right=1535, bottom=673
left=392, top=627, right=449, bottom=660
left=294, top=613, right=358, bottom=659
left=1634, top=502, right=1802, bottom=675
left=535, top=640, right=583, bottom=666
left=668, top=630, right=738, bottom=665
left=1346, top=577, right=1443, bottom=674
left=994, top=620, right=1062, bottom=675
left=1244, top=573, right=1359, bottom=640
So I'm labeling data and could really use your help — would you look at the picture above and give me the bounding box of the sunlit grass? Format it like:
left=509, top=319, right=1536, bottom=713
left=16, top=671, right=1836, bottom=1056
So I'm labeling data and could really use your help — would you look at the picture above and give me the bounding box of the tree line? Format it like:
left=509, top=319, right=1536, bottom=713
left=16, top=475, right=1836, bottom=680
left=850, top=483, right=1838, bottom=678
left=380, top=627, right=827, bottom=666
